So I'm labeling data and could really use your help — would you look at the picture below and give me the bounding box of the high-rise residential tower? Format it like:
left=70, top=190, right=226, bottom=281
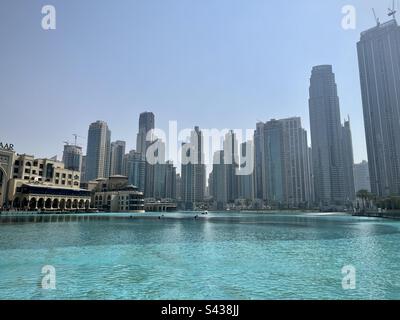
left=135, top=112, right=156, bottom=198
left=81, top=156, right=87, bottom=183
left=181, top=126, right=206, bottom=209
left=254, top=118, right=312, bottom=207
left=280, top=117, right=313, bottom=207
left=342, top=118, right=356, bottom=201
left=354, top=161, right=371, bottom=193
left=110, top=140, right=126, bottom=176
left=238, top=141, right=255, bottom=201
left=123, top=150, right=146, bottom=192
left=223, top=130, right=239, bottom=203
left=85, top=121, right=111, bottom=181
left=357, top=19, right=400, bottom=197
left=62, top=144, right=83, bottom=172
left=254, top=122, right=264, bottom=200
left=211, top=150, right=228, bottom=209
left=262, top=119, right=286, bottom=204
left=136, top=112, right=155, bottom=159
left=309, top=65, right=346, bottom=206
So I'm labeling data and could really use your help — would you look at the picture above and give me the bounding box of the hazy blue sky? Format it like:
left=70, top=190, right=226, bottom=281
left=0, top=0, right=392, bottom=162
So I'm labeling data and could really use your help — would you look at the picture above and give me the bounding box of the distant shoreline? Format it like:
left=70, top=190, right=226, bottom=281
left=2, top=210, right=399, bottom=221
left=352, top=211, right=400, bottom=220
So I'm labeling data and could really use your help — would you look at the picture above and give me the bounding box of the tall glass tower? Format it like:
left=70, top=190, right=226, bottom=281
left=62, top=144, right=82, bottom=172
left=309, top=65, right=346, bottom=206
left=136, top=112, right=155, bottom=159
left=110, top=140, right=126, bottom=176
left=357, top=19, right=400, bottom=197
left=85, top=121, right=111, bottom=181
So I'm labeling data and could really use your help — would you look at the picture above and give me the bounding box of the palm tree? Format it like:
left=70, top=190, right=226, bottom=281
left=356, top=190, right=371, bottom=212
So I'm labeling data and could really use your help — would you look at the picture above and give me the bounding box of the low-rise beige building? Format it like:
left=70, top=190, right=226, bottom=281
left=92, top=176, right=144, bottom=212
left=0, top=146, right=15, bottom=208
left=2, top=152, right=91, bottom=211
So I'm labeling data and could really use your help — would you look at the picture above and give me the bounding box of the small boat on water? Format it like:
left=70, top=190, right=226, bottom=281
left=201, top=210, right=208, bottom=215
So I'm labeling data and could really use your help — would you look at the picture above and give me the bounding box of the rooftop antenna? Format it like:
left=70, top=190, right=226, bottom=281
left=388, top=0, right=397, bottom=20
left=372, top=8, right=381, bottom=26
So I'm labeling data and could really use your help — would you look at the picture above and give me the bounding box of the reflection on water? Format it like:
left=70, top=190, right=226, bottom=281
left=0, top=212, right=399, bottom=299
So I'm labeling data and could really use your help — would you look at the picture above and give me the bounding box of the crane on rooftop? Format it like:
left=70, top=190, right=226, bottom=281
left=372, top=8, right=380, bottom=26
left=388, top=0, right=397, bottom=20
left=72, top=134, right=85, bottom=146
left=63, top=134, right=85, bottom=147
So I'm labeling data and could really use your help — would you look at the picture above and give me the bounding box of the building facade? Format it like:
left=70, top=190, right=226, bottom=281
left=254, top=123, right=264, bottom=200
left=211, top=150, right=228, bottom=209
left=309, top=65, right=346, bottom=206
left=223, top=131, right=239, bottom=203
left=354, top=161, right=371, bottom=193
left=152, top=161, right=177, bottom=200
left=238, top=142, right=255, bottom=201
left=85, top=121, right=111, bottom=181
left=110, top=140, right=126, bottom=176
left=123, top=150, right=146, bottom=193
left=5, top=153, right=90, bottom=211
left=181, top=127, right=206, bottom=209
left=136, top=112, right=155, bottom=159
left=0, top=145, right=15, bottom=208
left=342, top=118, right=356, bottom=201
left=62, top=144, right=83, bottom=172
left=92, top=176, right=144, bottom=212
left=280, top=117, right=313, bottom=207
left=357, top=19, right=400, bottom=197
left=254, top=118, right=313, bottom=207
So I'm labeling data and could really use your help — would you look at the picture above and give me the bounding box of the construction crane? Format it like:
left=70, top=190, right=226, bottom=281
left=388, top=0, right=397, bottom=19
left=63, top=134, right=85, bottom=148
left=372, top=8, right=380, bottom=26
left=72, top=134, right=85, bottom=146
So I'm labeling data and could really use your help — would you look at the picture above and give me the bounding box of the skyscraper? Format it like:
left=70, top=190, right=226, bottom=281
left=123, top=150, right=146, bottom=192
left=280, top=117, right=313, bottom=207
left=110, top=140, right=126, bottom=176
left=223, top=130, right=239, bottom=203
left=136, top=112, right=156, bottom=198
left=165, top=161, right=177, bottom=200
left=181, top=126, right=206, bottom=209
left=136, top=112, right=155, bottom=159
left=238, top=141, right=255, bottom=201
left=85, top=121, right=111, bottom=181
left=262, top=119, right=286, bottom=204
left=211, top=150, right=228, bottom=209
left=254, top=117, right=312, bottom=207
left=175, top=173, right=182, bottom=201
left=309, top=65, right=346, bottom=206
left=354, top=161, right=371, bottom=193
left=81, top=155, right=87, bottom=183
left=62, top=144, right=82, bottom=172
left=357, top=19, right=400, bottom=197
left=254, top=122, right=264, bottom=200
left=342, top=118, right=356, bottom=201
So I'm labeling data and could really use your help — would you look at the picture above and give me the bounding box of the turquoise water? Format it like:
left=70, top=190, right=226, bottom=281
left=0, top=212, right=399, bottom=300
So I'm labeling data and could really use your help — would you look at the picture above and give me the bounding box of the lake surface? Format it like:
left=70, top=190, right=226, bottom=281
left=0, top=212, right=399, bottom=300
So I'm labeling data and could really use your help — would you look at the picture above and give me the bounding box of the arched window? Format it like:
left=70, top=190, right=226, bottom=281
left=45, top=198, right=52, bottom=209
